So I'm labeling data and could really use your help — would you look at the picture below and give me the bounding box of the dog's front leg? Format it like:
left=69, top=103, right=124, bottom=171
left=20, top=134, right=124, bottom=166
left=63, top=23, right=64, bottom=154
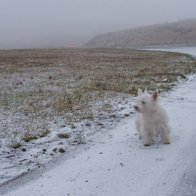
left=143, top=130, right=152, bottom=146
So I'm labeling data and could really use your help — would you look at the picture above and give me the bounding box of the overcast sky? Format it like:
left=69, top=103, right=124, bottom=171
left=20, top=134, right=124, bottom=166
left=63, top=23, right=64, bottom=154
left=1, top=0, right=196, bottom=49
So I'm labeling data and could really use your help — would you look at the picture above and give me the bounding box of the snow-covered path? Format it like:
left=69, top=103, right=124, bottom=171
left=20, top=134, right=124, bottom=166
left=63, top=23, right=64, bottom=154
left=2, top=48, right=196, bottom=196
left=2, top=76, right=196, bottom=196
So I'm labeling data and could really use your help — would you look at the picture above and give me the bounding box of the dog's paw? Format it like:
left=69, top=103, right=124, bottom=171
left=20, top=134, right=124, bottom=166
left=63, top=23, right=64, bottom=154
left=163, top=136, right=170, bottom=144
left=163, top=140, right=170, bottom=144
left=144, top=143, right=151, bottom=146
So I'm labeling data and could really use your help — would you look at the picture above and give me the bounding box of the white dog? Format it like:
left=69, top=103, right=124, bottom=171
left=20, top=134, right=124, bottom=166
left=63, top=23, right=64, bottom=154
left=134, top=89, right=170, bottom=146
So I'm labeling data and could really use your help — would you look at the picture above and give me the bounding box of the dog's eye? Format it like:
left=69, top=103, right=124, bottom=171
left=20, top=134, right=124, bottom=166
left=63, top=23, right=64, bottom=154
left=141, top=101, right=146, bottom=104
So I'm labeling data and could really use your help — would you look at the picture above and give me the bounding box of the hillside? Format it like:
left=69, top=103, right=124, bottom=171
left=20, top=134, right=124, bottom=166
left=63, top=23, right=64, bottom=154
left=84, top=19, right=196, bottom=48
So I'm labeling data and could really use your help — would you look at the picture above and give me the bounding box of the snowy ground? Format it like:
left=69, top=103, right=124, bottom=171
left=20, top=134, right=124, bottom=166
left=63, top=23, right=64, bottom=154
left=2, top=74, right=196, bottom=196
left=1, top=47, right=196, bottom=196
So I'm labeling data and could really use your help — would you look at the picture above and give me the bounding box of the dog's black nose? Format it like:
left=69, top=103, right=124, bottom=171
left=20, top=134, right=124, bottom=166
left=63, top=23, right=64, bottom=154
left=134, top=106, right=138, bottom=111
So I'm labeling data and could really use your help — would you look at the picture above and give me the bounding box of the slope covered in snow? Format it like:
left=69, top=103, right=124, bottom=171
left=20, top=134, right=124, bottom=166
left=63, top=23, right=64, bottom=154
left=85, top=19, right=196, bottom=48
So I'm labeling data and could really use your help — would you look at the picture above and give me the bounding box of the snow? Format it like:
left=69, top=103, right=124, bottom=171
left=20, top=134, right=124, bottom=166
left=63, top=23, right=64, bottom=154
left=148, top=46, right=196, bottom=57
left=1, top=47, right=196, bottom=196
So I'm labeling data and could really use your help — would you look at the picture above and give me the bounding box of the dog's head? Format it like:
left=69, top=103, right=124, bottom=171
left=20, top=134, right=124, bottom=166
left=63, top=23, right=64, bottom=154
left=134, top=89, right=158, bottom=113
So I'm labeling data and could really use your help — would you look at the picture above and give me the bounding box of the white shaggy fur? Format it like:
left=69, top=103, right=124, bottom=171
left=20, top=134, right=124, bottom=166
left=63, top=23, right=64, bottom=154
left=134, top=89, right=170, bottom=146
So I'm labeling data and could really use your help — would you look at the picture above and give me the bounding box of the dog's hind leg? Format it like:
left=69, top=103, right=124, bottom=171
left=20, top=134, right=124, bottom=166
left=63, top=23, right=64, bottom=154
left=162, top=128, right=170, bottom=144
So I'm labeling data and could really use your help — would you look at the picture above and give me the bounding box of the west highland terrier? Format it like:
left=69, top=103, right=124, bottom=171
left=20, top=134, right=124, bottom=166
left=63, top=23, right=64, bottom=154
left=134, top=89, right=170, bottom=146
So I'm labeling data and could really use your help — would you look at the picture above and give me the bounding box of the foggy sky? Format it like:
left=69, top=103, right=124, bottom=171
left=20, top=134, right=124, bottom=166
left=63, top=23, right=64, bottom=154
left=1, top=0, right=196, bottom=49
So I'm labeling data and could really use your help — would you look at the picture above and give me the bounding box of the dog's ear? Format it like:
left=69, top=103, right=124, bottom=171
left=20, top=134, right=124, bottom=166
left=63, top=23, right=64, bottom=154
left=144, top=89, right=148, bottom=94
left=138, top=89, right=143, bottom=96
left=152, top=91, right=158, bottom=101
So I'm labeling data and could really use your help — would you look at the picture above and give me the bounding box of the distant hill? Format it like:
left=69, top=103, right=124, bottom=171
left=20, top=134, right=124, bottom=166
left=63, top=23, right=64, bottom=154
left=84, top=19, right=196, bottom=48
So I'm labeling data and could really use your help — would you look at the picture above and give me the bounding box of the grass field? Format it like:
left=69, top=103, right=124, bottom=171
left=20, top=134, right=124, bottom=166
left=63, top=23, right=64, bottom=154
left=0, top=48, right=195, bottom=147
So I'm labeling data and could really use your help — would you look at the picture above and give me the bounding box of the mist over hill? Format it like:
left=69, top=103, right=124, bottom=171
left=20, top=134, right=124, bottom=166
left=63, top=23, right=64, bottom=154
left=84, top=19, right=196, bottom=48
